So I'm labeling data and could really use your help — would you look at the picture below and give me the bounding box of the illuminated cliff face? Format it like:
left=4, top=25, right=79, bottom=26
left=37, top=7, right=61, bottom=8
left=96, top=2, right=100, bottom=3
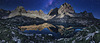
left=18, top=23, right=56, bottom=32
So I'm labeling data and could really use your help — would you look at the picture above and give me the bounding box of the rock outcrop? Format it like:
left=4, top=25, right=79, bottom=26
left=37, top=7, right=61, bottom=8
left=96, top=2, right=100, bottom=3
left=0, top=9, right=11, bottom=19
left=59, top=3, right=75, bottom=14
left=75, top=11, right=94, bottom=18
left=14, top=6, right=27, bottom=13
left=6, top=6, right=53, bottom=20
left=27, top=10, right=45, bottom=15
left=8, top=6, right=27, bottom=18
left=25, top=10, right=53, bottom=20
left=48, top=3, right=75, bottom=18
left=58, top=3, right=75, bottom=17
left=48, top=3, right=94, bottom=19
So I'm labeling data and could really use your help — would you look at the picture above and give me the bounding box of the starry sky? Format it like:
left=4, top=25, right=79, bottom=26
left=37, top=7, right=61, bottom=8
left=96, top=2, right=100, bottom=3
left=0, top=0, right=100, bottom=19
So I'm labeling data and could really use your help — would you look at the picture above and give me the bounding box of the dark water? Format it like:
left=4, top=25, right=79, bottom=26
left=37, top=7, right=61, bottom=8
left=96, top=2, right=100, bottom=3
left=23, top=28, right=61, bottom=39
left=22, top=23, right=85, bottom=39
left=23, top=28, right=84, bottom=39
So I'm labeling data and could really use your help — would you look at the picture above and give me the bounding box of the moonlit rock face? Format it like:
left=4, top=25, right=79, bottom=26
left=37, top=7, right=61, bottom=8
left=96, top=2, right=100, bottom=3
left=58, top=3, right=75, bottom=14
left=14, top=6, right=27, bottom=13
left=48, top=2, right=75, bottom=18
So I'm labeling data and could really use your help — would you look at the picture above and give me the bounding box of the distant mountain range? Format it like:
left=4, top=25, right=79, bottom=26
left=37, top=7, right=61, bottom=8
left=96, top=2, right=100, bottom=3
left=0, top=2, right=100, bottom=26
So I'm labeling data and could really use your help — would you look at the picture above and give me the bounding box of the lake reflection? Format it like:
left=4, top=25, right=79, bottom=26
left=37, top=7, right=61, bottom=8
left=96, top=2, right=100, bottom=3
left=18, top=23, right=85, bottom=38
left=23, top=28, right=61, bottom=39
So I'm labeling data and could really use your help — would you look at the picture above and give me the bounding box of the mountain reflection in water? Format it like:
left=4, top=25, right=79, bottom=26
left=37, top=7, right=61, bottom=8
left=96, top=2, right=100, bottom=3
left=18, top=23, right=85, bottom=39
left=23, top=28, right=61, bottom=39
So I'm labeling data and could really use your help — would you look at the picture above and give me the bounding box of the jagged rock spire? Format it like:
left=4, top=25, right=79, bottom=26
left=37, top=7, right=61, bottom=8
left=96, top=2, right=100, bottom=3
left=39, top=10, right=45, bottom=15
left=58, top=2, right=75, bottom=14
left=48, top=2, right=75, bottom=17
left=61, top=2, right=71, bottom=7
left=14, top=6, right=27, bottom=13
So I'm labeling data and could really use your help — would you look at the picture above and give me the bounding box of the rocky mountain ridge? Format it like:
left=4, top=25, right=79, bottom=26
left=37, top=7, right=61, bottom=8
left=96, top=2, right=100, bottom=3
left=1, top=6, right=53, bottom=20
left=0, top=2, right=99, bottom=26
left=48, top=3, right=94, bottom=18
left=0, top=3, right=95, bottom=20
left=0, top=9, right=11, bottom=18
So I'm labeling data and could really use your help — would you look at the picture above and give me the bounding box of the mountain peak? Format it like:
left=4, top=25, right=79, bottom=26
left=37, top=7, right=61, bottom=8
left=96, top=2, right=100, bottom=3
left=14, top=6, right=27, bottom=13
left=61, top=2, right=71, bottom=7
left=16, top=6, right=24, bottom=9
left=39, top=10, right=43, bottom=13
left=15, top=6, right=24, bottom=11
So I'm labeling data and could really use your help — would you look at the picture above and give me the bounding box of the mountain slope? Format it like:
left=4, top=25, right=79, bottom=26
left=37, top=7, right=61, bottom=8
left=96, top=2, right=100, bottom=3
left=57, top=24, right=100, bottom=43
left=5, top=16, right=45, bottom=26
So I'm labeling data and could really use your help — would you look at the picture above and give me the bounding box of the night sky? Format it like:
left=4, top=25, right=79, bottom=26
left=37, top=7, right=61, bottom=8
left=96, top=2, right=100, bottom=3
left=0, top=0, right=100, bottom=19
